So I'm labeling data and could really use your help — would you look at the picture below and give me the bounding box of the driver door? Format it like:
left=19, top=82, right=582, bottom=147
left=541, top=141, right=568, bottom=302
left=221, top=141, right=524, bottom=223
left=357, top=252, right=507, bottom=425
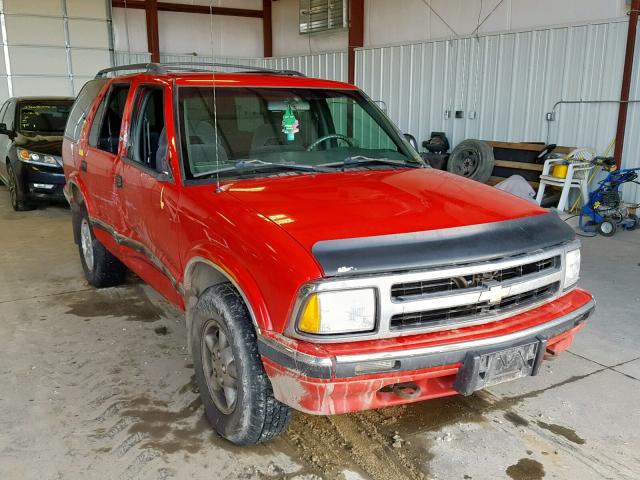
left=116, top=83, right=182, bottom=306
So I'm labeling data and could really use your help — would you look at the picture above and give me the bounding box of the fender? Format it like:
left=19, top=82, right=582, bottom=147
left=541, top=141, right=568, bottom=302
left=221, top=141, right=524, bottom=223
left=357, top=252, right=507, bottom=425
left=64, top=172, right=95, bottom=216
left=63, top=173, right=94, bottom=245
left=182, top=245, right=273, bottom=333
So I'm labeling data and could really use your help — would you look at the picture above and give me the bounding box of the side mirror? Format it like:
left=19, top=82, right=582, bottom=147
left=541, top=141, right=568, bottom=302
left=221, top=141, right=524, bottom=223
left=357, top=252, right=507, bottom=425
left=0, top=123, right=13, bottom=138
left=373, top=100, right=387, bottom=113
left=404, top=133, right=418, bottom=151
left=156, top=149, right=173, bottom=182
left=157, top=170, right=172, bottom=182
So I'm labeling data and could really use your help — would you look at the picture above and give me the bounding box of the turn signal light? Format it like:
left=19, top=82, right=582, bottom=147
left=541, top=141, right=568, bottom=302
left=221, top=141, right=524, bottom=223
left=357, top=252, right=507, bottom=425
left=298, top=294, right=321, bottom=333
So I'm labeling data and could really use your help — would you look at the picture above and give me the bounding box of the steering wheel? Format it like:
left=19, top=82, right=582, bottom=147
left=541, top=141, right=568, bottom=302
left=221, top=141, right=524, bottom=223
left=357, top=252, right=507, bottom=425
left=306, top=133, right=354, bottom=151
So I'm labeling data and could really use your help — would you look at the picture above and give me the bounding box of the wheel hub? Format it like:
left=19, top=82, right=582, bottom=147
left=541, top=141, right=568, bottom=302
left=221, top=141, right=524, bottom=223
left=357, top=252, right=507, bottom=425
left=202, top=321, right=238, bottom=414
left=80, top=218, right=94, bottom=271
left=460, top=150, right=479, bottom=175
left=8, top=168, right=17, bottom=205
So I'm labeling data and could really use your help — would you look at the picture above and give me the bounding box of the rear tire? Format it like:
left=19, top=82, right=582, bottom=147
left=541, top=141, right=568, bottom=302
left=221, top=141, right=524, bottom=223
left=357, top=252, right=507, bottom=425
left=7, top=162, right=34, bottom=211
left=75, top=205, right=127, bottom=287
left=191, top=283, right=292, bottom=445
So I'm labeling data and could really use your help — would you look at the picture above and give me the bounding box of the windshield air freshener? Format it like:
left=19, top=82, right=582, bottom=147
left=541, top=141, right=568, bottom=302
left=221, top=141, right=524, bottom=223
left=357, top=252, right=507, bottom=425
left=282, top=106, right=299, bottom=141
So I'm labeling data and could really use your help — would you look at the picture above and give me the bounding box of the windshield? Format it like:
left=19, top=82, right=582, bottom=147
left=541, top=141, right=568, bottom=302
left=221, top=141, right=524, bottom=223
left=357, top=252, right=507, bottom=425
left=177, top=87, right=421, bottom=180
left=18, top=101, right=73, bottom=135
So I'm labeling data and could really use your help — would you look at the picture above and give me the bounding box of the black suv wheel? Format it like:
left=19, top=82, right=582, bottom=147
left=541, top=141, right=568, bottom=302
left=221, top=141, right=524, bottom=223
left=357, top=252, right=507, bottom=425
left=191, top=283, right=292, bottom=445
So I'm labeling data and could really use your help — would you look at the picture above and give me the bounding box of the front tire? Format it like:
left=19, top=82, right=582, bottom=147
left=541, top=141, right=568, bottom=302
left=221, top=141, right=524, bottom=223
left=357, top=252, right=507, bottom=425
left=191, top=283, right=292, bottom=445
left=75, top=206, right=127, bottom=287
left=7, top=162, right=34, bottom=211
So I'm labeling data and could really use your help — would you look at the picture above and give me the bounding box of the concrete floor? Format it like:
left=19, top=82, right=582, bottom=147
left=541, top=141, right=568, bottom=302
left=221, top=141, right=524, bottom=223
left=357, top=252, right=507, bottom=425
left=0, top=186, right=638, bottom=480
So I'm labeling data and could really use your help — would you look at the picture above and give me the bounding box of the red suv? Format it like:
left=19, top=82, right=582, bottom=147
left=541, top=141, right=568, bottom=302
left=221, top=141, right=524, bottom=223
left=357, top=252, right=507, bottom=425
left=63, top=63, right=594, bottom=445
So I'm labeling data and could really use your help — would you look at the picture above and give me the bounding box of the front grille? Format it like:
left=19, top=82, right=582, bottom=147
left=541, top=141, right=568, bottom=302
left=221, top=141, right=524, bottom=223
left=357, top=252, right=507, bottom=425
left=390, top=255, right=559, bottom=299
left=389, top=282, right=560, bottom=330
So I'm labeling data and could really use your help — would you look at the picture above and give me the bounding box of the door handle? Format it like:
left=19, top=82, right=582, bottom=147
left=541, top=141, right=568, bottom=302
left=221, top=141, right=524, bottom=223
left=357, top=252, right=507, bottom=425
left=80, top=160, right=87, bottom=172
left=115, top=175, right=123, bottom=188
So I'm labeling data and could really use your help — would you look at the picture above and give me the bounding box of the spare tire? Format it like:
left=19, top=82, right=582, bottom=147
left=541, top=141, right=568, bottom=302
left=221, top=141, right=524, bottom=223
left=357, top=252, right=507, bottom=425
left=447, top=139, right=495, bottom=183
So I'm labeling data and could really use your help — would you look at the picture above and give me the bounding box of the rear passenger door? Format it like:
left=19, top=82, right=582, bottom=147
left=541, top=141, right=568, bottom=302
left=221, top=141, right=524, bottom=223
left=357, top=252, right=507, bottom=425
left=83, top=83, right=130, bottom=225
left=117, top=84, right=182, bottom=305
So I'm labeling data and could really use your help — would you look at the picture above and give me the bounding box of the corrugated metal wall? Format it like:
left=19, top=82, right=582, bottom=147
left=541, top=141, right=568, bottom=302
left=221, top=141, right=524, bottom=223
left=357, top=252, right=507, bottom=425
left=263, top=51, right=347, bottom=81
left=114, top=51, right=151, bottom=66
left=114, top=52, right=260, bottom=68
left=115, top=50, right=346, bottom=80
left=355, top=18, right=640, bottom=202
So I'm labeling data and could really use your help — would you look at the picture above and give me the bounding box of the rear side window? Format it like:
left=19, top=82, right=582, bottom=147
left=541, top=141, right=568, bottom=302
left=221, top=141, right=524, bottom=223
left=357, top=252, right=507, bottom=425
left=89, top=84, right=130, bottom=155
left=64, top=79, right=107, bottom=141
left=0, top=101, right=9, bottom=126
left=3, top=100, right=16, bottom=130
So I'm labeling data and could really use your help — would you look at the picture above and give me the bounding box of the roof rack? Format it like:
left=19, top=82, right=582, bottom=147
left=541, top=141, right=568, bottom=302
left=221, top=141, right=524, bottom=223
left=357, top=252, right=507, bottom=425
left=95, top=62, right=305, bottom=79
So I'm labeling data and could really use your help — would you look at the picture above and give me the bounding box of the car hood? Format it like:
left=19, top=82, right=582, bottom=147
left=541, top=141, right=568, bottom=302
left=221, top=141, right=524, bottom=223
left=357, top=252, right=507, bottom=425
left=224, top=168, right=548, bottom=253
left=15, top=133, right=64, bottom=156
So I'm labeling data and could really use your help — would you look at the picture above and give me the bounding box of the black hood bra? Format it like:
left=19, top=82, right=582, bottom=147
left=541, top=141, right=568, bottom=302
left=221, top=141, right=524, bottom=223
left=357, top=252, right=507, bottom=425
left=312, top=212, right=575, bottom=277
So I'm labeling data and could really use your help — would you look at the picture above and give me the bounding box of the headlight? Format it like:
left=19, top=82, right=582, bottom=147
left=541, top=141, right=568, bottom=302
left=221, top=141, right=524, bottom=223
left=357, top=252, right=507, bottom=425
left=17, top=148, right=60, bottom=167
left=297, top=288, right=376, bottom=335
left=565, top=249, right=581, bottom=288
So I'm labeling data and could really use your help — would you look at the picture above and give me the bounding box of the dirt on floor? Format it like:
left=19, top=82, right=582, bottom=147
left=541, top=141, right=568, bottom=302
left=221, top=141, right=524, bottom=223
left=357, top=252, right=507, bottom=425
left=1, top=189, right=639, bottom=480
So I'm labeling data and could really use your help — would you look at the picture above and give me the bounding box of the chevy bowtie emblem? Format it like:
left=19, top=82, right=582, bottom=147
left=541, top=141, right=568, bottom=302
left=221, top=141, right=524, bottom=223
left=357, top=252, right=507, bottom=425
left=480, top=284, right=510, bottom=304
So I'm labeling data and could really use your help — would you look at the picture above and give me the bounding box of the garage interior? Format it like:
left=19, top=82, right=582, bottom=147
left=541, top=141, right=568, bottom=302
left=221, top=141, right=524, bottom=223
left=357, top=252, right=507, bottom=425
left=0, top=1, right=639, bottom=479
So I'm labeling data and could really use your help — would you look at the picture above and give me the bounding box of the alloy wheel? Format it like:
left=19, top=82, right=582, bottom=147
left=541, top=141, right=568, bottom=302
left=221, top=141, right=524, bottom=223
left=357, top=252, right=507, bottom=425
left=201, top=320, right=238, bottom=414
left=80, top=218, right=95, bottom=271
left=7, top=165, right=17, bottom=208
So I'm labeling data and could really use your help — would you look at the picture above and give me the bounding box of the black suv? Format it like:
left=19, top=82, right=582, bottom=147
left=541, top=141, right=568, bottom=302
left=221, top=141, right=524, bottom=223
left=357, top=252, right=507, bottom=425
left=0, top=96, right=74, bottom=210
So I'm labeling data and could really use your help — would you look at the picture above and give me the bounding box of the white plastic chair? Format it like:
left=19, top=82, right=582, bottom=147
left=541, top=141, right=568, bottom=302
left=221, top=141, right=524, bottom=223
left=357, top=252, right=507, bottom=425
left=535, top=148, right=596, bottom=212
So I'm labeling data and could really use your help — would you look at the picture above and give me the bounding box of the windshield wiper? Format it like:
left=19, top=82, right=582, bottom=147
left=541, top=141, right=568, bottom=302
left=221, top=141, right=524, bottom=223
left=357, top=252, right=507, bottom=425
left=323, top=155, right=423, bottom=169
left=192, top=159, right=329, bottom=178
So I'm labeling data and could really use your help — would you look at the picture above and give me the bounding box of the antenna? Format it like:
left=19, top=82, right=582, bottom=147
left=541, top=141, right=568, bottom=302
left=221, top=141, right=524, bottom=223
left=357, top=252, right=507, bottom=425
left=209, top=1, right=221, bottom=193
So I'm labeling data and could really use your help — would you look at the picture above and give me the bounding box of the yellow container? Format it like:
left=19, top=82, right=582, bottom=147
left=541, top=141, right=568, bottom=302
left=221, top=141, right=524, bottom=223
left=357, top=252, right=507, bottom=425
left=552, top=163, right=569, bottom=178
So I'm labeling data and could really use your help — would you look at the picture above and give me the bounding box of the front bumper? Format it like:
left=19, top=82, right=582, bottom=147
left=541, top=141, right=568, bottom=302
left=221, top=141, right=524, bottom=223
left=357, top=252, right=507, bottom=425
left=259, top=289, right=594, bottom=414
left=17, top=162, right=66, bottom=200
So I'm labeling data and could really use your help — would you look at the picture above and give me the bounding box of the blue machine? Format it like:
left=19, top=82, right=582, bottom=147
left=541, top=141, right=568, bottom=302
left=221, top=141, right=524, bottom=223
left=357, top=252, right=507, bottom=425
left=579, top=158, right=640, bottom=236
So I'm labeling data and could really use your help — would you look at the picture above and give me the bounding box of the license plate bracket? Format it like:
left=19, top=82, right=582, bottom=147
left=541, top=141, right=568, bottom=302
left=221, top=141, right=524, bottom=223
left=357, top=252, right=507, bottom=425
left=454, top=337, right=547, bottom=396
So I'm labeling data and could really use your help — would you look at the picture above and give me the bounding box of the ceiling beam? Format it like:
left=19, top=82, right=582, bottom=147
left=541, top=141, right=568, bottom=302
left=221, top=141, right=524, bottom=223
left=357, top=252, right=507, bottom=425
left=112, top=1, right=264, bottom=19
